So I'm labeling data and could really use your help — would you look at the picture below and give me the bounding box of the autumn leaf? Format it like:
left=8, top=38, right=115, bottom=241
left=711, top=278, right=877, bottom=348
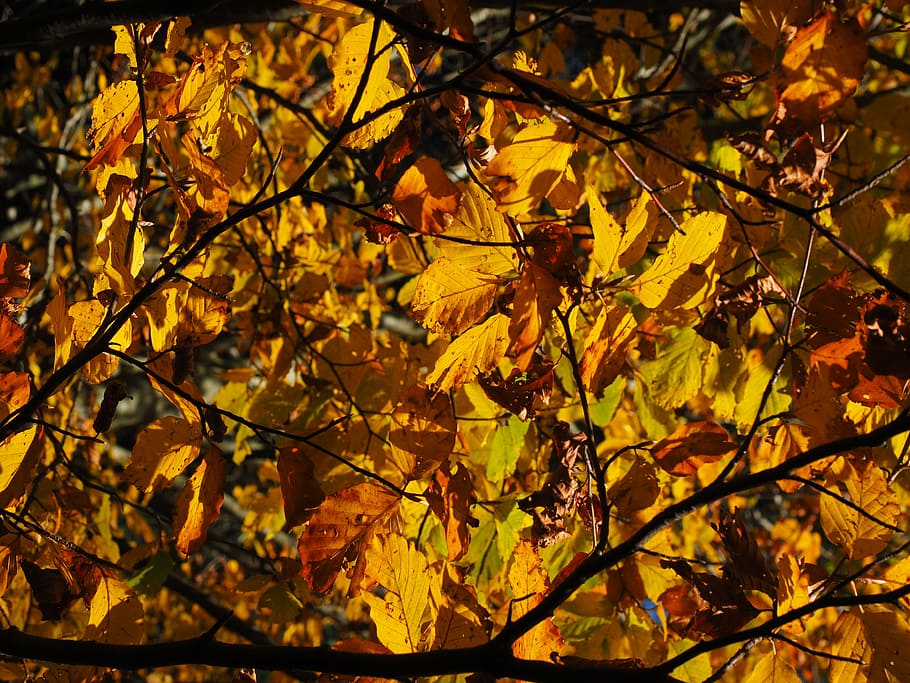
left=124, top=416, right=203, bottom=493
left=0, top=243, right=30, bottom=299
left=608, top=456, right=659, bottom=517
left=361, top=534, right=431, bottom=653
left=174, top=449, right=227, bottom=555
left=425, top=313, right=511, bottom=392
left=85, top=572, right=144, bottom=644
left=508, top=542, right=565, bottom=661
left=388, top=384, right=456, bottom=481
left=297, top=483, right=400, bottom=593
left=509, top=263, right=562, bottom=371
left=634, top=211, right=727, bottom=311
left=588, top=187, right=651, bottom=275
left=411, top=258, right=499, bottom=335
left=776, top=12, right=867, bottom=132
left=392, top=157, right=461, bottom=234
left=425, top=463, right=476, bottom=561
left=277, top=446, right=326, bottom=528
left=486, top=120, right=578, bottom=216
left=328, top=19, right=406, bottom=149
left=0, top=426, right=43, bottom=509
left=67, top=299, right=133, bottom=384
left=743, top=652, right=800, bottom=683
left=740, top=0, right=814, bottom=49
left=820, top=457, right=900, bottom=559
left=580, top=303, right=636, bottom=395
left=84, top=80, right=141, bottom=171
left=429, top=563, right=490, bottom=649
left=651, top=420, right=736, bottom=476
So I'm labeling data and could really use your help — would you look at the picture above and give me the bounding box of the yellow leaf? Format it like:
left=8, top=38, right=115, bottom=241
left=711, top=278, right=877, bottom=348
left=68, top=300, right=132, bottom=384
left=426, top=313, right=510, bottom=392
left=392, top=157, right=461, bottom=234
left=634, top=211, right=727, bottom=310
left=85, top=80, right=140, bottom=171
left=779, top=12, right=867, bottom=130
left=744, top=651, right=801, bottom=683
left=125, top=416, right=202, bottom=493
left=588, top=188, right=653, bottom=275
left=174, top=449, right=227, bottom=555
left=144, top=276, right=231, bottom=352
left=508, top=541, right=565, bottom=661
left=740, top=0, right=814, bottom=48
left=429, top=563, right=489, bottom=648
left=329, top=19, right=406, bottom=149
left=295, top=0, right=362, bottom=18
left=509, top=263, right=562, bottom=371
left=820, top=458, right=900, bottom=559
left=437, top=182, right=519, bottom=276
left=412, top=258, right=498, bottom=335
left=829, top=608, right=870, bottom=683
left=93, top=176, right=145, bottom=299
left=580, top=303, right=636, bottom=395
left=0, top=426, right=43, bottom=509
left=388, top=385, right=456, bottom=481
left=486, top=121, right=577, bottom=216
left=361, top=534, right=431, bottom=653
left=85, top=573, right=144, bottom=644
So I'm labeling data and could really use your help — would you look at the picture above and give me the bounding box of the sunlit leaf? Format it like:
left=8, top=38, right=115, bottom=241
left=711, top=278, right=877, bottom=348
left=426, top=313, right=511, bottom=393
left=125, top=416, right=203, bottom=493
left=174, top=449, right=227, bottom=555
left=508, top=541, right=565, bottom=660
left=392, top=157, right=461, bottom=234
left=361, top=534, right=431, bottom=653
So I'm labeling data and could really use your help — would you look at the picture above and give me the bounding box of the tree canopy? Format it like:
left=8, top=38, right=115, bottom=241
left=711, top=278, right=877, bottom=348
left=1, top=0, right=910, bottom=681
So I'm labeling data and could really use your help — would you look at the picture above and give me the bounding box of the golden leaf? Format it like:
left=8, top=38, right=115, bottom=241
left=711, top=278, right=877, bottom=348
left=0, top=426, right=43, bottom=509
left=361, top=534, right=431, bottom=653
left=509, top=263, right=562, bottom=371
left=329, top=19, right=406, bottom=149
left=426, top=313, right=511, bottom=393
left=778, top=12, right=867, bottom=130
left=634, top=211, right=727, bottom=310
left=85, top=573, right=144, bottom=644
left=486, top=121, right=577, bottom=216
left=820, top=458, right=900, bottom=559
left=580, top=303, right=636, bottom=395
left=437, top=182, right=518, bottom=276
left=388, top=385, right=456, bottom=481
left=174, top=449, right=227, bottom=555
left=743, top=651, right=801, bottom=683
left=508, top=541, right=565, bottom=661
left=588, top=187, right=652, bottom=275
left=412, top=259, right=498, bottom=335
left=297, top=483, right=400, bottom=593
left=125, top=416, right=203, bottom=493
left=740, top=0, right=814, bottom=48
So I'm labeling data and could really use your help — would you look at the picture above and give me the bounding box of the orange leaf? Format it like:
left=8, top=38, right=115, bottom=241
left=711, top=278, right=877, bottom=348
left=0, top=371, right=29, bottom=422
left=650, top=420, right=736, bottom=476
left=509, top=263, right=562, bottom=371
left=0, top=312, right=25, bottom=363
left=777, top=12, right=867, bottom=131
left=297, top=483, right=400, bottom=593
left=425, top=463, right=476, bottom=561
left=174, top=449, right=227, bottom=555
left=580, top=303, right=636, bottom=395
left=0, top=243, right=30, bottom=299
left=392, top=157, right=461, bottom=234
left=608, top=456, right=659, bottom=517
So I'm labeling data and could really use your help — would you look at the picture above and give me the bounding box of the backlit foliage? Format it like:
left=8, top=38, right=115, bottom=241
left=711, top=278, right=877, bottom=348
left=1, top=0, right=910, bottom=681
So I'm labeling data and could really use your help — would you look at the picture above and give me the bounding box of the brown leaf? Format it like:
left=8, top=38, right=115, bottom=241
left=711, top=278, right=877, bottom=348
left=0, top=243, right=30, bottom=299
left=608, top=456, right=659, bottom=517
left=650, top=420, right=736, bottom=476
left=389, top=384, right=456, bottom=481
left=92, top=380, right=129, bottom=434
left=479, top=361, right=553, bottom=421
left=20, top=560, right=79, bottom=622
left=297, top=483, right=400, bottom=593
left=714, top=510, right=776, bottom=597
left=509, top=262, right=562, bottom=371
left=277, top=446, right=325, bottom=528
